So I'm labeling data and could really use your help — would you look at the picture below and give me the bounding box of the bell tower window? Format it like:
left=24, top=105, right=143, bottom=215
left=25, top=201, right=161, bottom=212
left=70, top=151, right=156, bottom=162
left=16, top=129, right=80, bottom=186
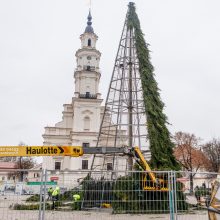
left=88, top=39, right=91, bottom=46
left=84, top=116, right=90, bottom=131
left=86, top=66, right=91, bottom=71
left=86, top=92, right=90, bottom=98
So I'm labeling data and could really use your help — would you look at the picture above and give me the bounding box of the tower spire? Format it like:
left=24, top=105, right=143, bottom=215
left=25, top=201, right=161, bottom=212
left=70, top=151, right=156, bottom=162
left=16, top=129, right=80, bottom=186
left=84, top=10, right=94, bottom=34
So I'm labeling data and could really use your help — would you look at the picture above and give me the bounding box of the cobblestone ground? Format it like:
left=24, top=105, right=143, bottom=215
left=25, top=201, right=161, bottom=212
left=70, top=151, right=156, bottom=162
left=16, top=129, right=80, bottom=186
left=0, top=210, right=170, bottom=220
left=0, top=194, right=217, bottom=220
left=0, top=209, right=214, bottom=220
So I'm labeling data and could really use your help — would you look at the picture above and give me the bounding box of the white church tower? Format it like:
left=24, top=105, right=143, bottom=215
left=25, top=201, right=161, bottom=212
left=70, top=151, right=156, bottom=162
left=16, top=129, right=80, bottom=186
left=42, top=11, right=104, bottom=174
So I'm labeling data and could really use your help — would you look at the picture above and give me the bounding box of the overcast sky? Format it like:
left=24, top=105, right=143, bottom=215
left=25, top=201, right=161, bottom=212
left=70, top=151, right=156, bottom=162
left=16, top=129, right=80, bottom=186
left=0, top=0, right=219, bottom=146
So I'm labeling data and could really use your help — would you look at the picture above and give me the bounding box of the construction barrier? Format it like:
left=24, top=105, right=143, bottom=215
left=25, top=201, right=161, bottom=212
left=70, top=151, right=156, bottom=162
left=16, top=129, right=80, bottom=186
left=0, top=169, right=219, bottom=220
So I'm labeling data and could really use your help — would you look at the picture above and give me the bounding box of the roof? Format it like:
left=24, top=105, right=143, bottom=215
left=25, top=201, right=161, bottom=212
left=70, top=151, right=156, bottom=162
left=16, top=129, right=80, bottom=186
left=0, top=162, right=18, bottom=169
left=84, top=10, right=94, bottom=34
left=30, top=163, right=42, bottom=170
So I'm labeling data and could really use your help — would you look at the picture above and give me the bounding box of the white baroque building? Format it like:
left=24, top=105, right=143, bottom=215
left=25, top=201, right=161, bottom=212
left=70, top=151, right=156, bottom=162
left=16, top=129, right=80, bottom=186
left=42, top=12, right=105, bottom=176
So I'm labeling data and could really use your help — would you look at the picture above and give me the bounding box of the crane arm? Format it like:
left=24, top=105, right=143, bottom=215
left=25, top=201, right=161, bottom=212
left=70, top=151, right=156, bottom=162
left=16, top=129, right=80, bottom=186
left=83, top=146, right=158, bottom=185
left=82, top=146, right=156, bottom=182
left=132, top=147, right=156, bottom=182
left=0, top=145, right=165, bottom=190
left=82, top=146, right=128, bottom=155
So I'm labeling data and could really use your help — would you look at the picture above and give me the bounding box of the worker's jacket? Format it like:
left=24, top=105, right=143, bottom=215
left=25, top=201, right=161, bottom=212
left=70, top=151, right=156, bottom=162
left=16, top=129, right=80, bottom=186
left=52, top=189, right=59, bottom=196
left=48, top=188, right=53, bottom=194
left=73, top=194, right=80, bottom=201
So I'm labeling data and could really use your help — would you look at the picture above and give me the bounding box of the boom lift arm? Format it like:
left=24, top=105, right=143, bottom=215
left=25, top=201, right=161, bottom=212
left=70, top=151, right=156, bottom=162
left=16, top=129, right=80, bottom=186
left=0, top=145, right=168, bottom=191
left=81, top=146, right=168, bottom=191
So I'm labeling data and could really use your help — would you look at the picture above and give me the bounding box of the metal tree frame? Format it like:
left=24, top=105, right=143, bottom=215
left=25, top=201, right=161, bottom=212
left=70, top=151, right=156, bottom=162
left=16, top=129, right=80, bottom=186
left=91, top=9, right=149, bottom=172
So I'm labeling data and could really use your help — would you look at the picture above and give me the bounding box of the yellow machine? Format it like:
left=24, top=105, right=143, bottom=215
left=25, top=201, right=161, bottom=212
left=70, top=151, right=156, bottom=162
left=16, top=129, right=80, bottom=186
left=0, top=145, right=168, bottom=191
left=80, top=145, right=168, bottom=192
left=132, top=147, right=168, bottom=191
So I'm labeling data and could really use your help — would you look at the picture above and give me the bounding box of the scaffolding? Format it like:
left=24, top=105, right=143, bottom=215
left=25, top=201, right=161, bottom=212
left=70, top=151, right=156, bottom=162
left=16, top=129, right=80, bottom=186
left=91, top=4, right=149, bottom=173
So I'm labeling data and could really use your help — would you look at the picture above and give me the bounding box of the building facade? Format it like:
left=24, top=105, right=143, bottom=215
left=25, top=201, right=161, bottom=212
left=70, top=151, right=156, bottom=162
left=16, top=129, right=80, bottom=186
left=42, top=12, right=105, bottom=179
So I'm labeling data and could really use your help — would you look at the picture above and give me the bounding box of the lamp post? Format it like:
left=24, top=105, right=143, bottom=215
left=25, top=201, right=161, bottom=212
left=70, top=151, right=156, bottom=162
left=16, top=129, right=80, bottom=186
left=18, top=142, right=25, bottom=182
left=19, top=156, right=23, bottom=182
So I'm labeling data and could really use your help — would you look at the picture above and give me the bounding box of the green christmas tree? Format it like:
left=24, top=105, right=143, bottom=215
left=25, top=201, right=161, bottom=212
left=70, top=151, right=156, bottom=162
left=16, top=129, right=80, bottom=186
left=127, top=2, right=180, bottom=170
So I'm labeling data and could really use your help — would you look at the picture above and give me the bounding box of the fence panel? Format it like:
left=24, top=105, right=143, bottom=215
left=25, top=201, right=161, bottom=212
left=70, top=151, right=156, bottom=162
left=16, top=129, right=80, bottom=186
left=0, top=169, right=44, bottom=220
left=42, top=170, right=171, bottom=220
left=1, top=169, right=219, bottom=220
left=174, top=171, right=219, bottom=220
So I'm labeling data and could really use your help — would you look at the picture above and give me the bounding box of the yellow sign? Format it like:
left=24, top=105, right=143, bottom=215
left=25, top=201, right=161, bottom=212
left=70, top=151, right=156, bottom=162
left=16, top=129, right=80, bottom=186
left=0, top=146, right=83, bottom=157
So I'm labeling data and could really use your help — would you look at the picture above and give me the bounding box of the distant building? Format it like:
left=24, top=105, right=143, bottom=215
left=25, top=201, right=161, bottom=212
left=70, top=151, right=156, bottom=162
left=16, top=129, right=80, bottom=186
left=27, top=163, right=42, bottom=182
left=0, top=161, right=18, bottom=182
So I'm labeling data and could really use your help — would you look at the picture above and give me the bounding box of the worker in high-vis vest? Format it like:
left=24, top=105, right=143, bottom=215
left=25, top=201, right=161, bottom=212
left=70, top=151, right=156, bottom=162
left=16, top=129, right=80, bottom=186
left=52, top=186, right=60, bottom=209
left=73, top=193, right=81, bottom=210
left=47, top=187, right=53, bottom=201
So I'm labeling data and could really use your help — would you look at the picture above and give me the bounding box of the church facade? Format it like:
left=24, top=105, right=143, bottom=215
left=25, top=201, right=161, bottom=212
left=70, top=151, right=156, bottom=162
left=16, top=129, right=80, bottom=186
left=42, top=12, right=105, bottom=176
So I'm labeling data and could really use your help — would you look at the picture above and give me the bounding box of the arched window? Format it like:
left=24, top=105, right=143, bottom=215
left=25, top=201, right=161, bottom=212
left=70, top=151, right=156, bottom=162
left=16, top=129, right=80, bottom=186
left=84, top=116, right=90, bottom=131
left=88, top=39, right=91, bottom=47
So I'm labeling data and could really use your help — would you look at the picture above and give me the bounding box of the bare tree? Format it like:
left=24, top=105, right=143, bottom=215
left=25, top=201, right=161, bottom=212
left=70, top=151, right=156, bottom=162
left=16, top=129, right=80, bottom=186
left=173, top=132, right=210, bottom=194
left=8, top=157, right=36, bottom=182
left=7, top=142, right=36, bottom=182
left=202, top=138, right=220, bottom=172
